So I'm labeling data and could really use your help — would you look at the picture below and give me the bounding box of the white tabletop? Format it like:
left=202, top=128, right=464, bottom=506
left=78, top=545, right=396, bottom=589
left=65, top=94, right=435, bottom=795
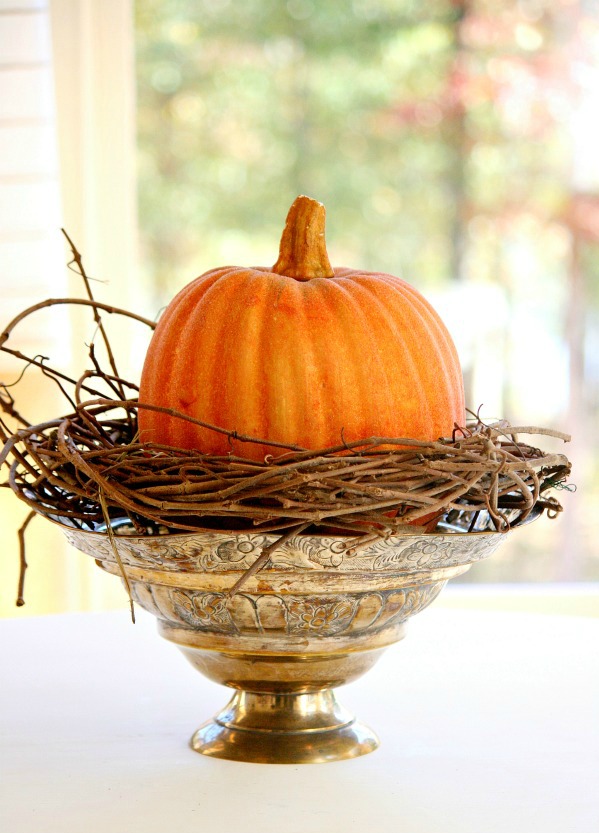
left=1, top=605, right=598, bottom=833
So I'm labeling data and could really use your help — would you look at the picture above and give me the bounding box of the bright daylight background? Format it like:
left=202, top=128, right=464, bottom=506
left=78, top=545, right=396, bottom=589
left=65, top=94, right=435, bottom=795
left=0, top=0, right=597, bottom=617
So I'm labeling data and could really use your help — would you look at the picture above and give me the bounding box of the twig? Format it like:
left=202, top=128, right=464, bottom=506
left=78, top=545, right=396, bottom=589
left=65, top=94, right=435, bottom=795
left=16, top=510, right=36, bottom=606
left=62, top=230, right=127, bottom=402
left=98, top=488, right=135, bottom=623
left=0, top=298, right=156, bottom=348
left=227, top=522, right=310, bottom=597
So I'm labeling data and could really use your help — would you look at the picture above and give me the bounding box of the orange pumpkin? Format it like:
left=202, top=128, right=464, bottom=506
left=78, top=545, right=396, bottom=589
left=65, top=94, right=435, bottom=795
left=138, top=196, right=465, bottom=461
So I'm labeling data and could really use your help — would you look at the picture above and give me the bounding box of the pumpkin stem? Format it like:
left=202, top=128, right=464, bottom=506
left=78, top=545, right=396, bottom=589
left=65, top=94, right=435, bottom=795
left=272, top=195, right=335, bottom=281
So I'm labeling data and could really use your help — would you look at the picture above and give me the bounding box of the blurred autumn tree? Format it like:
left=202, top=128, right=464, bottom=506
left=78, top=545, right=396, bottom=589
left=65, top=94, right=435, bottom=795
left=136, top=0, right=599, bottom=582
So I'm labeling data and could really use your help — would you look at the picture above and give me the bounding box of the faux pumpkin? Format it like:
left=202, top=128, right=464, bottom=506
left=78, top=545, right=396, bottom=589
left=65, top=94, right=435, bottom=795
left=138, top=196, right=465, bottom=461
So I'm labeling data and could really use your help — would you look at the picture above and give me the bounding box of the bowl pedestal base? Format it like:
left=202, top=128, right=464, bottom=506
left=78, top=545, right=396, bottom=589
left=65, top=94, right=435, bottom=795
left=190, top=689, right=379, bottom=764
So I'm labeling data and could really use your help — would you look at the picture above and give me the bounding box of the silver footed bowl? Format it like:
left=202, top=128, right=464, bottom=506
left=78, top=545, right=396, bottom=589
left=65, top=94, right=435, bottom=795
left=62, top=514, right=521, bottom=764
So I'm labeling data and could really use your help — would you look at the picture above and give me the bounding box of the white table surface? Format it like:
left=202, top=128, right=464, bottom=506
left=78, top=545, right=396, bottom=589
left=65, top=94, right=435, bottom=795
left=1, top=605, right=598, bottom=833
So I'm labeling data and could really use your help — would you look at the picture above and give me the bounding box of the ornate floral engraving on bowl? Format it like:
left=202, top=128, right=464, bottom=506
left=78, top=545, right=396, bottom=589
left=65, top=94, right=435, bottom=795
left=63, top=525, right=504, bottom=575
left=130, top=581, right=446, bottom=639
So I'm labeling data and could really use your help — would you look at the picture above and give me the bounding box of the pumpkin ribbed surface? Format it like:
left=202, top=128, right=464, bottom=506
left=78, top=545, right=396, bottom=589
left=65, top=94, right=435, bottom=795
left=138, top=197, right=465, bottom=461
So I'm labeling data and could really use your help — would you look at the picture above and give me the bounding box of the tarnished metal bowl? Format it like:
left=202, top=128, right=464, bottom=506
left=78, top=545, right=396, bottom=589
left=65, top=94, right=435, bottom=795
left=63, top=520, right=511, bottom=764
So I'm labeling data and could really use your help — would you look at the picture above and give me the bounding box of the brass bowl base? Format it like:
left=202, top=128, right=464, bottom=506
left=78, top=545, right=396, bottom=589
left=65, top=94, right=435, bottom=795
left=190, top=689, right=379, bottom=764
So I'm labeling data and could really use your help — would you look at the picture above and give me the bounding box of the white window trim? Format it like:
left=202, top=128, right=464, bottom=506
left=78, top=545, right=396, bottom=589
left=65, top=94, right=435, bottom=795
left=50, top=0, right=140, bottom=315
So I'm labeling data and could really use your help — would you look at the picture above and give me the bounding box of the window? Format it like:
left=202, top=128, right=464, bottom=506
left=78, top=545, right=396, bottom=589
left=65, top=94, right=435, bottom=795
left=1, top=1, right=596, bottom=618
left=136, top=1, right=596, bottom=584
left=0, top=0, right=138, bottom=615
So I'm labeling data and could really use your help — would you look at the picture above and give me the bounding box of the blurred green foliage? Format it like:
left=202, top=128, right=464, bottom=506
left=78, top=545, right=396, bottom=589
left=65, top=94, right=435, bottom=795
left=136, top=0, right=468, bottom=296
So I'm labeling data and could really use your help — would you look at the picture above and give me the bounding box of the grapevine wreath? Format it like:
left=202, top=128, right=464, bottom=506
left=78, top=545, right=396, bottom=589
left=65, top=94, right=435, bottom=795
left=0, top=197, right=572, bottom=608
